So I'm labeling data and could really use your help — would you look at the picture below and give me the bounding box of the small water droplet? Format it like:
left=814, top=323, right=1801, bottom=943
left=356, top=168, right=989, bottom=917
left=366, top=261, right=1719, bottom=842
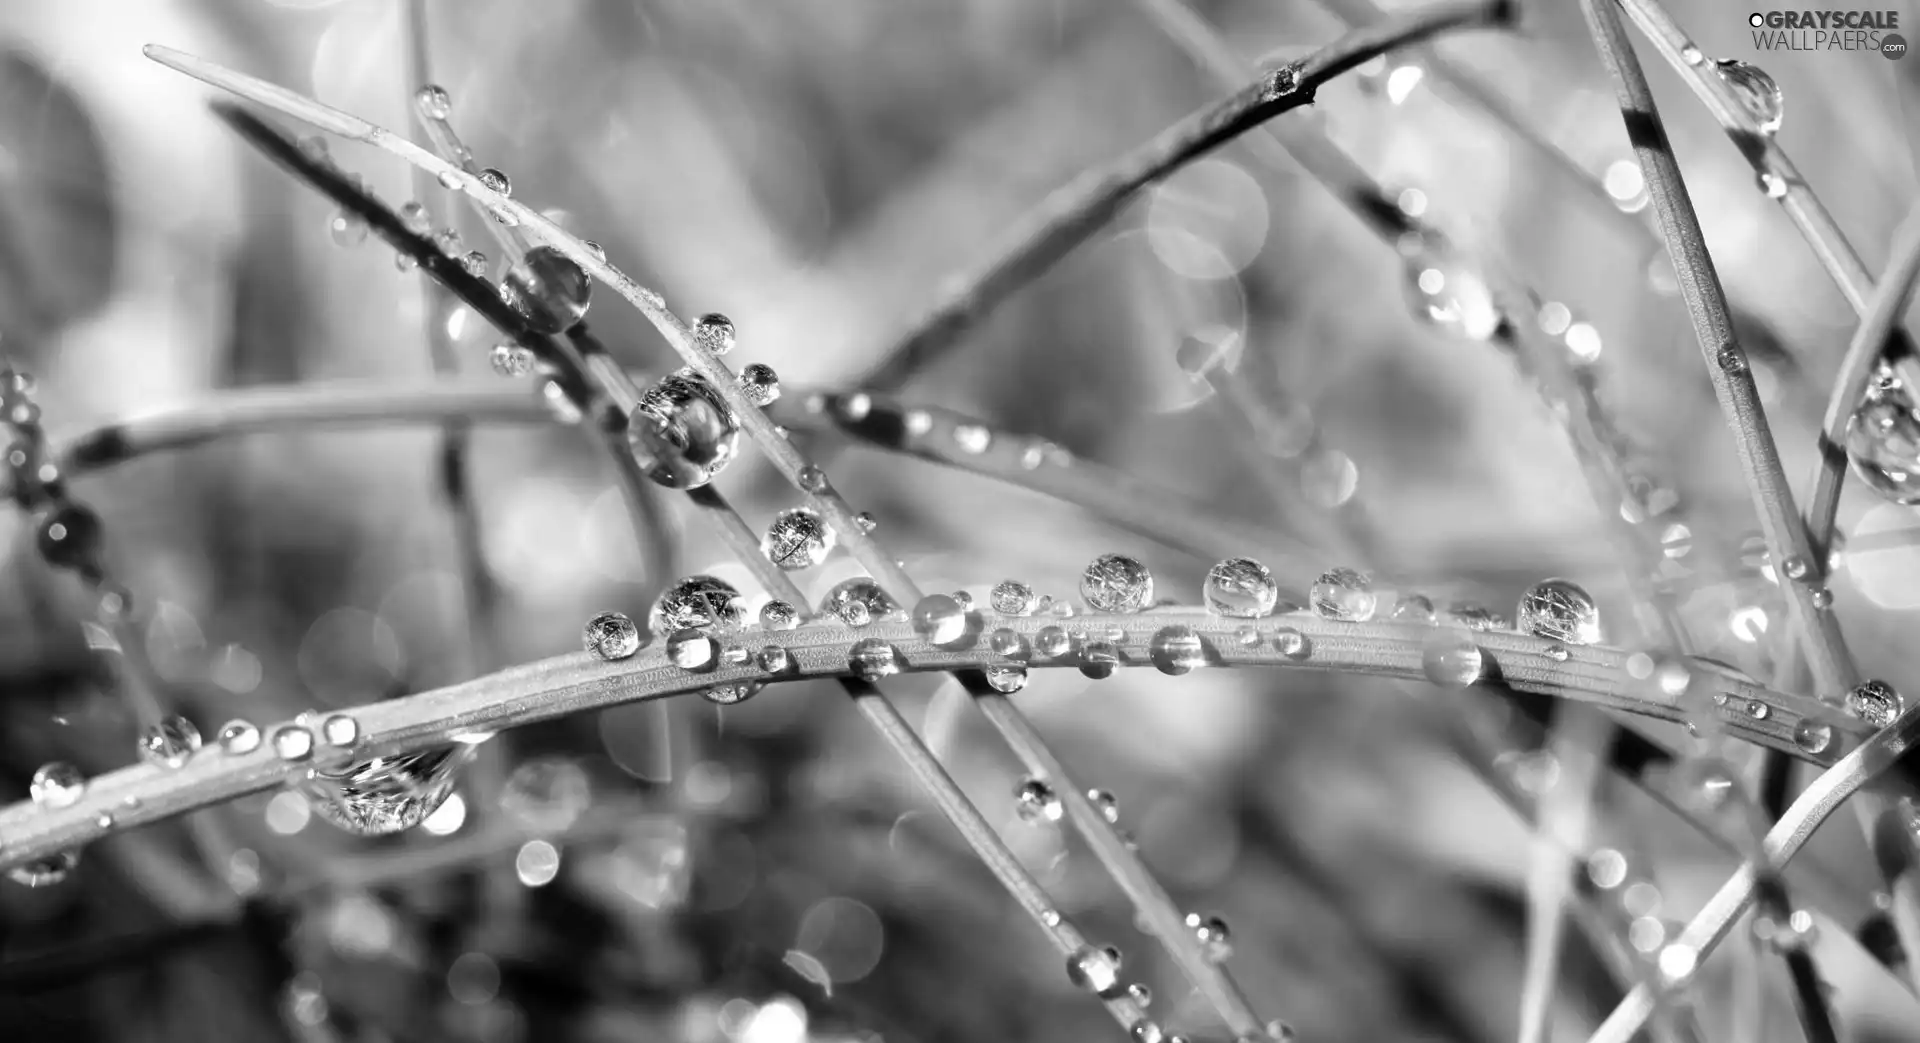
left=1016, top=777, right=1064, bottom=823
left=1421, top=627, right=1483, bottom=687
left=690, top=313, right=737, bottom=356
left=218, top=720, right=261, bottom=754
left=911, top=594, right=970, bottom=648
left=273, top=725, right=316, bottom=761
left=1272, top=627, right=1309, bottom=659
left=137, top=715, right=202, bottom=770
left=1713, top=59, right=1783, bottom=134
left=1809, top=587, right=1833, bottom=609
left=460, top=250, right=488, bottom=277
left=1036, top=625, right=1072, bottom=658
left=399, top=202, right=431, bottom=235
left=437, top=169, right=464, bottom=190
left=666, top=630, right=720, bottom=672
left=854, top=511, right=878, bottom=534
left=1390, top=594, right=1437, bottom=624
left=1130, top=1020, right=1165, bottom=1043
left=1081, top=554, right=1154, bottom=613
left=1189, top=913, right=1233, bottom=961
left=762, top=507, right=834, bottom=570
left=30, top=762, right=85, bottom=809
left=1087, top=788, right=1120, bottom=823
left=759, top=600, right=800, bottom=630
left=1543, top=642, right=1571, bottom=663
left=1067, top=945, right=1122, bottom=995
left=1782, top=556, right=1810, bottom=580
left=984, top=664, right=1028, bottom=692
left=1759, top=170, right=1789, bottom=199
left=501, top=246, right=592, bottom=334
left=415, top=84, right=452, bottom=119
left=394, top=252, right=420, bottom=273
left=1311, top=567, right=1376, bottom=622
left=821, top=578, right=899, bottom=627
left=301, top=746, right=468, bottom=836
left=1517, top=578, right=1602, bottom=644
left=1079, top=640, right=1120, bottom=679
left=702, top=679, right=762, bottom=706
left=583, top=611, right=641, bottom=660
left=653, top=575, right=746, bottom=635
left=7, top=850, right=79, bottom=887
left=432, top=228, right=463, bottom=255
left=1203, top=557, right=1278, bottom=618
left=848, top=637, right=903, bottom=680
left=1793, top=719, right=1833, bottom=755
left=477, top=168, right=511, bottom=196
left=798, top=465, right=829, bottom=492
left=989, top=627, right=1030, bottom=660
left=953, top=424, right=992, bottom=454
left=321, top=714, right=359, bottom=748
left=327, top=211, right=367, bottom=247
left=990, top=580, right=1039, bottom=616
left=1847, top=679, right=1903, bottom=728
left=1404, top=253, right=1502, bottom=341
left=1448, top=602, right=1507, bottom=631
left=737, top=363, right=781, bottom=406
left=1127, top=983, right=1153, bottom=1008
left=489, top=343, right=535, bottom=377
left=1681, top=44, right=1705, bottom=65
left=1148, top=625, right=1207, bottom=675
left=1847, top=366, right=1920, bottom=504
left=757, top=645, right=793, bottom=673
left=1747, top=700, right=1771, bottom=720
left=840, top=393, right=872, bottom=421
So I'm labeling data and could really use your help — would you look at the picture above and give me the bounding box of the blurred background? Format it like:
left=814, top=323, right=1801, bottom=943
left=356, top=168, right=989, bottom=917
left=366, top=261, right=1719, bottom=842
left=4, top=0, right=1920, bottom=1040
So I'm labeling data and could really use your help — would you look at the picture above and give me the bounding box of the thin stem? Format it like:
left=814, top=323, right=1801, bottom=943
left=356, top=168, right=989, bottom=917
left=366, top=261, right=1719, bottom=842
left=857, top=0, right=1514, bottom=389
left=1583, top=701, right=1920, bottom=1043
left=0, top=613, right=1863, bottom=871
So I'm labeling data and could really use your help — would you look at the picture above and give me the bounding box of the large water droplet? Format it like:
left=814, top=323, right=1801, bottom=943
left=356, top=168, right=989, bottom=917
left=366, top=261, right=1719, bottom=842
left=583, top=611, right=641, bottom=660
left=137, top=715, right=202, bottom=769
left=477, top=167, right=511, bottom=196
left=911, top=594, right=970, bottom=648
left=985, top=664, right=1028, bottom=692
left=694, top=313, right=736, bottom=355
left=762, top=507, right=834, bottom=570
left=1517, top=578, right=1602, bottom=645
left=737, top=363, right=780, bottom=406
left=1846, top=369, right=1920, bottom=504
left=848, top=638, right=903, bottom=680
left=1847, top=679, right=1903, bottom=728
left=1081, top=554, right=1154, bottom=613
left=30, top=762, right=85, bottom=809
left=1421, top=627, right=1483, bottom=688
left=218, top=719, right=262, bottom=754
left=1713, top=59, right=1783, bottom=134
left=628, top=372, right=741, bottom=489
left=1079, top=640, right=1120, bottom=679
left=301, top=747, right=470, bottom=836
left=652, top=576, right=746, bottom=635
left=820, top=578, right=899, bottom=627
left=1149, top=625, right=1207, bottom=675
left=1310, top=567, right=1376, bottom=622
left=1203, top=557, right=1278, bottom=618
left=1066, top=945, right=1122, bottom=995
left=6, top=849, right=79, bottom=887
left=1793, top=719, right=1833, bottom=755
left=500, top=246, right=591, bottom=334
left=1015, top=777, right=1063, bottom=823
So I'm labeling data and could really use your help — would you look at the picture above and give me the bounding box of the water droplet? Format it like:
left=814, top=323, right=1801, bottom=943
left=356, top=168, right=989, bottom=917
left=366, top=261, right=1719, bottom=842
left=328, top=211, right=367, bottom=247
left=1404, top=254, right=1502, bottom=341
left=759, top=600, right=800, bottom=630
left=652, top=576, right=746, bottom=635
left=477, top=167, right=511, bottom=196
left=911, top=594, right=970, bottom=648
left=7, top=850, right=78, bottom=887
left=583, top=611, right=641, bottom=660
left=1130, top=1020, right=1165, bottom=1043
left=1713, top=59, right=1783, bottom=134
left=432, top=228, right=463, bottom=256
left=299, top=136, right=331, bottom=163
left=499, top=246, right=591, bottom=334
left=34, top=503, right=102, bottom=572
left=953, top=424, right=992, bottom=454
left=1084, top=788, right=1119, bottom=823
left=1079, top=641, right=1120, bottom=679
left=703, top=679, right=761, bottom=705
left=1793, top=719, right=1833, bottom=755
left=1747, top=699, right=1771, bottom=720
left=415, top=84, right=452, bottom=119
left=990, top=580, right=1039, bottom=616
left=989, top=627, right=1030, bottom=660
left=1036, top=625, right=1072, bottom=658
left=437, top=169, right=464, bottom=190
left=1016, top=777, right=1063, bottom=823
left=1149, top=625, right=1207, bottom=675
left=1066, top=945, right=1122, bottom=995
left=1270, top=626, right=1308, bottom=659
left=30, top=762, right=85, bottom=809
left=904, top=410, right=933, bottom=436
left=693, top=313, right=736, bottom=355
left=985, top=664, right=1028, bottom=692
left=1189, top=912, right=1233, bottom=961
left=399, top=202, right=431, bottom=234
left=137, top=715, right=202, bottom=769
left=628, top=372, right=740, bottom=489
left=848, top=637, right=903, bottom=680
left=752, top=645, right=791, bottom=674
left=1310, top=567, right=1376, bottom=622
left=1448, top=602, right=1507, bottom=631
left=1127, top=983, right=1153, bottom=1007
left=460, top=250, right=489, bottom=277
left=1847, top=679, right=1903, bottom=728
left=1081, top=554, right=1154, bottom=613
left=762, top=507, right=834, bottom=570
left=218, top=719, right=261, bottom=754
left=320, top=714, right=359, bottom=748
left=1390, top=594, right=1437, bottom=624
left=1421, top=627, right=1483, bottom=687
left=737, top=363, right=781, bottom=406
left=489, top=343, right=536, bottom=377
left=301, top=747, right=469, bottom=836
left=273, top=725, right=315, bottom=761
left=1809, top=587, right=1833, bottom=609
left=951, top=590, right=974, bottom=611
left=1759, top=170, right=1789, bottom=198
left=798, top=465, right=829, bottom=492
left=1782, top=556, right=1810, bottom=581
left=1203, top=557, right=1278, bottom=618
left=1661, top=523, right=1693, bottom=559
left=393, top=251, right=420, bottom=273
left=821, top=578, right=899, bottom=627
left=1846, top=370, right=1920, bottom=503
left=1517, top=578, right=1602, bottom=644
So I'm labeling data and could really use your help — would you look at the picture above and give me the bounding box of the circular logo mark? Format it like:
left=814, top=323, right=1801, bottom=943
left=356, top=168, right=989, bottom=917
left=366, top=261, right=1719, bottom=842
left=1749, top=12, right=1765, bottom=27
left=1886, top=33, right=1909, bottom=59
